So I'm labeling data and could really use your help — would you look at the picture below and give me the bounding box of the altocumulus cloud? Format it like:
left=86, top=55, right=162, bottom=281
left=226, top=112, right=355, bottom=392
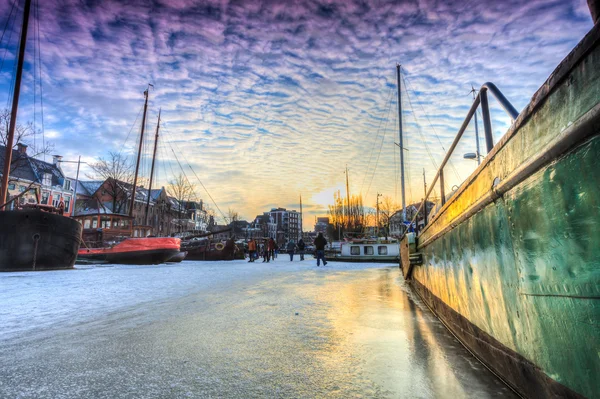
left=0, top=0, right=593, bottom=221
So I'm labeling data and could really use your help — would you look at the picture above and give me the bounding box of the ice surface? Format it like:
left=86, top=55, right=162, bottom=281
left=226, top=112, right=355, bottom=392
left=0, top=258, right=516, bottom=398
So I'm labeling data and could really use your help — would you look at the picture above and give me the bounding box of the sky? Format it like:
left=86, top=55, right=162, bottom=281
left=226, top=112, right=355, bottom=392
left=0, top=0, right=594, bottom=224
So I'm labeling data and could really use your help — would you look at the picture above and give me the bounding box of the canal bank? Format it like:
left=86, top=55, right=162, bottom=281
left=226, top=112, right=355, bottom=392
left=0, top=260, right=514, bottom=398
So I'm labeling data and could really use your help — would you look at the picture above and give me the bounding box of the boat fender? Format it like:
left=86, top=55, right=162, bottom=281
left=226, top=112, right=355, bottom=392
left=215, top=242, right=225, bottom=251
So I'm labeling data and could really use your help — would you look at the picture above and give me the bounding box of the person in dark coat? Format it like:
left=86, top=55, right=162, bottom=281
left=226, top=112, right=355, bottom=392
left=313, top=233, right=327, bottom=266
left=268, top=238, right=276, bottom=261
left=286, top=240, right=296, bottom=261
left=297, top=238, right=306, bottom=261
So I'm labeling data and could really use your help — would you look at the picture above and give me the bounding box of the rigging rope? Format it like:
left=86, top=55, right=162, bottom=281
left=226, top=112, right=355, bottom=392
left=0, top=0, right=17, bottom=74
left=360, top=86, right=394, bottom=195
left=402, top=71, right=462, bottom=184
left=161, top=123, right=226, bottom=223
left=364, top=93, right=395, bottom=199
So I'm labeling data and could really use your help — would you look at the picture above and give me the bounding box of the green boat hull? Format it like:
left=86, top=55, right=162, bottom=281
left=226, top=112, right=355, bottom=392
left=408, top=25, right=600, bottom=398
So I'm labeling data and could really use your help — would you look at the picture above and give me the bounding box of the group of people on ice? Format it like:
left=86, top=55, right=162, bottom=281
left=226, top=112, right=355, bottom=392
left=246, top=232, right=328, bottom=266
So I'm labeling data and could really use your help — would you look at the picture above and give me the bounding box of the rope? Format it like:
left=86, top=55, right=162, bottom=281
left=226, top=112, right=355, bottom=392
left=364, top=94, right=395, bottom=198
left=360, top=86, right=394, bottom=195
left=0, top=0, right=17, bottom=73
left=402, top=72, right=462, bottom=183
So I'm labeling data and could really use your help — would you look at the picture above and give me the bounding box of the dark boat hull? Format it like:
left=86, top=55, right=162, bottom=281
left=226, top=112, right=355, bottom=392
left=182, top=239, right=240, bottom=261
left=0, top=209, right=82, bottom=272
left=166, top=251, right=187, bottom=262
left=77, top=237, right=181, bottom=265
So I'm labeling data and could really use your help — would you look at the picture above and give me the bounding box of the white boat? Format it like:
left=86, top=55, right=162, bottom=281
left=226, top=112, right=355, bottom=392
left=326, top=238, right=399, bottom=263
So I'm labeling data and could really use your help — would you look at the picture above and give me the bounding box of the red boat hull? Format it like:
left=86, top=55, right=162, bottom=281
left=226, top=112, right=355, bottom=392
left=77, top=237, right=181, bottom=265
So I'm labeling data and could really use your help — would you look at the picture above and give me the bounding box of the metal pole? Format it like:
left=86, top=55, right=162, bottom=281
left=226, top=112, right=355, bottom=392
left=345, top=165, right=350, bottom=230
left=144, top=109, right=160, bottom=227
left=396, top=64, right=406, bottom=221
left=440, top=169, right=446, bottom=206
left=129, top=87, right=150, bottom=218
left=72, top=156, right=81, bottom=215
left=471, top=86, right=481, bottom=165
left=376, top=193, right=381, bottom=236
left=0, top=0, right=32, bottom=209
left=422, top=168, right=427, bottom=226
left=480, top=89, right=495, bottom=153
left=299, top=194, right=303, bottom=241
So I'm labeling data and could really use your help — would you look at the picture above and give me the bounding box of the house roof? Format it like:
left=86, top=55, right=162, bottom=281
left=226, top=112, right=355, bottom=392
left=75, top=180, right=103, bottom=197
left=0, top=144, right=65, bottom=187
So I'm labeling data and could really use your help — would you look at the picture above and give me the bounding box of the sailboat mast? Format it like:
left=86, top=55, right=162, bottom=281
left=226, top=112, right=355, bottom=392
left=396, top=64, right=406, bottom=221
left=129, top=88, right=150, bottom=218
left=345, top=165, right=350, bottom=229
left=299, top=194, right=303, bottom=241
left=0, top=0, right=32, bottom=210
left=144, top=109, right=160, bottom=226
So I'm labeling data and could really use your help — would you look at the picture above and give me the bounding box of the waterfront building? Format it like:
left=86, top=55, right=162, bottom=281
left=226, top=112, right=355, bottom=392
left=0, top=143, right=76, bottom=215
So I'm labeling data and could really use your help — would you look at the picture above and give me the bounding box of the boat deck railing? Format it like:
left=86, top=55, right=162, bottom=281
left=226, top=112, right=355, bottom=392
left=410, top=83, right=519, bottom=230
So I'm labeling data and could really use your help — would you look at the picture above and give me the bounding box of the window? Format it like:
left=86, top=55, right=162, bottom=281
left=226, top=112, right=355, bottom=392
left=8, top=183, right=15, bottom=190
left=378, top=246, right=388, bottom=255
left=84, top=219, right=91, bottom=229
left=364, top=246, right=374, bottom=255
left=64, top=180, right=71, bottom=191
left=350, top=246, right=360, bottom=255
left=52, top=195, right=61, bottom=208
left=63, top=196, right=71, bottom=213
left=41, top=192, right=49, bottom=205
left=19, top=185, right=26, bottom=192
left=43, top=173, right=52, bottom=187
left=92, top=218, right=98, bottom=228
left=101, top=216, right=111, bottom=229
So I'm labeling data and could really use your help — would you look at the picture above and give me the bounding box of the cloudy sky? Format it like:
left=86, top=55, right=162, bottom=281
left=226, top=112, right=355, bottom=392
left=0, top=0, right=594, bottom=223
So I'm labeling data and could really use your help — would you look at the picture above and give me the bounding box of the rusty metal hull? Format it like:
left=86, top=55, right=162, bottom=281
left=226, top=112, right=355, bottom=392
left=0, top=209, right=82, bottom=271
left=408, top=25, right=600, bottom=398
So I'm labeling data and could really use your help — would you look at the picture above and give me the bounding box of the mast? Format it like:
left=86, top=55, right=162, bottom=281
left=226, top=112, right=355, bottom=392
left=376, top=192, right=381, bottom=236
left=144, top=109, right=160, bottom=226
left=129, top=87, right=150, bottom=218
left=396, top=64, right=406, bottom=221
left=0, top=0, right=32, bottom=210
left=345, top=165, right=350, bottom=230
left=299, top=194, right=303, bottom=241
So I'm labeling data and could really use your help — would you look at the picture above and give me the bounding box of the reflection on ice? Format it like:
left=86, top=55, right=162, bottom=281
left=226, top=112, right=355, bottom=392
left=0, top=259, right=515, bottom=398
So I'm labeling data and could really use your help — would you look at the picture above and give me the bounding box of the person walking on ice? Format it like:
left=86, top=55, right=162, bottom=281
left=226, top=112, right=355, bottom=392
left=297, top=238, right=306, bottom=261
left=286, top=240, right=297, bottom=261
left=313, top=233, right=327, bottom=266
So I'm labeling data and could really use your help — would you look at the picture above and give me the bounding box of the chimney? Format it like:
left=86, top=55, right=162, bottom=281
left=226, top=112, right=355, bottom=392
left=53, top=155, right=63, bottom=165
left=16, top=143, right=27, bottom=155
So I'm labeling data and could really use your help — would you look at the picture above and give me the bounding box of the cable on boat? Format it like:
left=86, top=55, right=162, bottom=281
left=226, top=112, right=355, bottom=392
left=360, top=86, right=394, bottom=196
left=402, top=71, right=462, bottom=184
left=0, top=0, right=18, bottom=74
left=160, top=123, right=228, bottom=224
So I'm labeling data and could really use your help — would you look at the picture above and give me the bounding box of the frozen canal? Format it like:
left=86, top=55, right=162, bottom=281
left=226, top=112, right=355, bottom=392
left=0, top=259, right=515, bottom=398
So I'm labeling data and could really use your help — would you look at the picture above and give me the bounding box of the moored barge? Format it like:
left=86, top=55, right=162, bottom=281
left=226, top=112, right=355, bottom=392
left=401, top=13, right=600, bottom=398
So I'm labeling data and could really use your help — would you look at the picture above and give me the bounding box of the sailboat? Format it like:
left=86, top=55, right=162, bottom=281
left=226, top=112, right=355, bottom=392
left=75, top=89, right=180, bottom=265
left=400, top=4, right=600, bottom=398
left=0, top=0, right=82, bottom=272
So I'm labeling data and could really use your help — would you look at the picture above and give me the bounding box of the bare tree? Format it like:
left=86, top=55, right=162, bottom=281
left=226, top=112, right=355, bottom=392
left=328, top=191, right=368, bottom=240
left=88, top=152, right=133, bottom=214
left=377, top=196, right=398, bottom=237
left=227, top=208, right=239, bottom=224
left=168, top=173, right=195, bottom=231
left=0, top=108, right=53, bottom=157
